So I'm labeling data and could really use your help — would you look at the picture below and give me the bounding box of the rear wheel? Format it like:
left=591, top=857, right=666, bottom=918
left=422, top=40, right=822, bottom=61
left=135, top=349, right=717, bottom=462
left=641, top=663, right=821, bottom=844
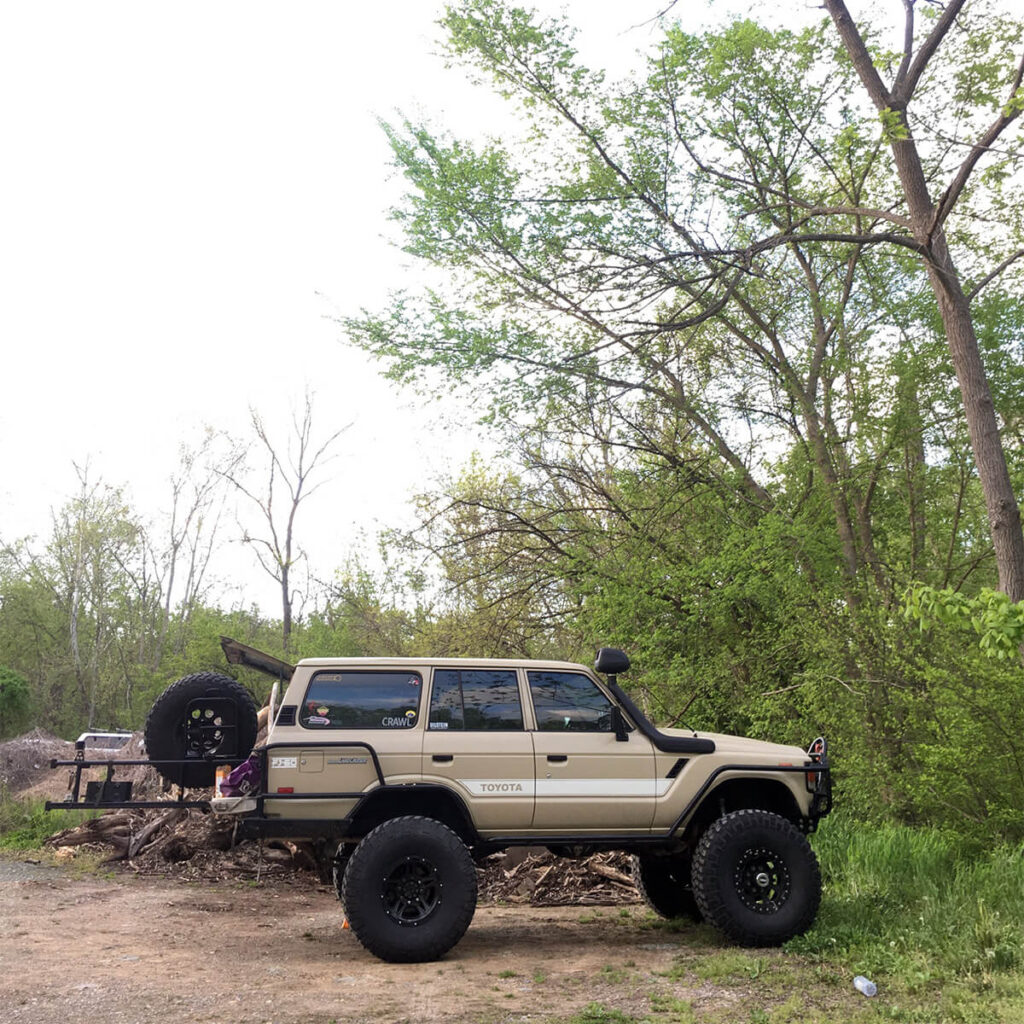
left=632, top=852, right=701, bottom=921
left=691, top=809, right=820, bottom=946
left=342, top=816, right=477, bottom=963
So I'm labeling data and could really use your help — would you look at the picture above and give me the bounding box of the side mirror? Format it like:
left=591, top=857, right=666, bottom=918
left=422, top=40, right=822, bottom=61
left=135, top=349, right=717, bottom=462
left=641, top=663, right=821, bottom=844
left=610, top=705, right=629, bottom=742
left=595, top=647, right=631, bottom=676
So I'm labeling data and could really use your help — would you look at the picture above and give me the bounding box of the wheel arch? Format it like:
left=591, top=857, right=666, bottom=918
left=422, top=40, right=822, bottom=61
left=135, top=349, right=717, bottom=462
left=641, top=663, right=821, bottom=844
left=679, top=776, right=803, bottom=844
left=349, top=784, right=479, bottom=845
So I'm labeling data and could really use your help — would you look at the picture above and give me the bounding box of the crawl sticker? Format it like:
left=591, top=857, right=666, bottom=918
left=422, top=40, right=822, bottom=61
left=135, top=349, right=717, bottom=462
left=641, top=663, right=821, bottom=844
left=380, top=712, right=416, bottom=728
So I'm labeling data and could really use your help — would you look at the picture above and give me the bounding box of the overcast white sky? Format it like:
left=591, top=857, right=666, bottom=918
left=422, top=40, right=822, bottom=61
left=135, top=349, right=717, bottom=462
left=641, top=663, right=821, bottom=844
left=0, top=0, right=788, bottom=609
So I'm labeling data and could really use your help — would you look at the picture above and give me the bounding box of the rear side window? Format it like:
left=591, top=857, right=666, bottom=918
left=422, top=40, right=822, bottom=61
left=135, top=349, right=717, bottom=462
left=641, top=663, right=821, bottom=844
left=300, top=671, right=422, bottom=729
left=528, top=671, right=613, bottom=732
left=428, top=669, right=523, bottom=731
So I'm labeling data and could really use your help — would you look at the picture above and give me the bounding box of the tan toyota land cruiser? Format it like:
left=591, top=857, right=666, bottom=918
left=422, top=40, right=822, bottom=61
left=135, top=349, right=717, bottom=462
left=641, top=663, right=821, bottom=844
left=52, top=642, right=831, bottom=963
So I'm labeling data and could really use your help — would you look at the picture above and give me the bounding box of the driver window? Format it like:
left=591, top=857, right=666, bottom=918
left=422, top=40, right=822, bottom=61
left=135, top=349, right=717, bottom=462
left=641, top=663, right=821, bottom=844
left=527, top=671, right=613, bottom=732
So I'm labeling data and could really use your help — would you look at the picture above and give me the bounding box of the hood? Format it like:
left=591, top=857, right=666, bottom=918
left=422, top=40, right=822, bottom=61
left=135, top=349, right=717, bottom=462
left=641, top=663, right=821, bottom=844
left=661, top=728, right=807, bottom=761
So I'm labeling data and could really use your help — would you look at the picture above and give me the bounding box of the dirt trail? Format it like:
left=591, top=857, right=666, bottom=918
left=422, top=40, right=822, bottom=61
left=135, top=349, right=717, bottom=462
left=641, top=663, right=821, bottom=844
left=0, top=863, right=717, bottom=1024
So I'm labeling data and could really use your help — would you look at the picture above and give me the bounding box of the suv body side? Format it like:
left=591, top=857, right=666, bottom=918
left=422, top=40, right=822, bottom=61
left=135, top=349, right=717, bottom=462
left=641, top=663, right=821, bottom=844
left=256, top=657, right=825, bottom=846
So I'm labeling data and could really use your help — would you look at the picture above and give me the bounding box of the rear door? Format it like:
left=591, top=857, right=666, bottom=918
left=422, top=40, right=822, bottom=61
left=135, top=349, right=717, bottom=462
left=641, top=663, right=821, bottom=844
left=527, top=670, right=657, bottom=830
left=421, top=667, right=535, bottom=832
left=265, top=668, right=423, bottom=820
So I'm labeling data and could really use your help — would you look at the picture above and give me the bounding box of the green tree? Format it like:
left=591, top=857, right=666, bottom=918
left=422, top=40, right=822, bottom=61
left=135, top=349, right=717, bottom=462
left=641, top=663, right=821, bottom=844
left=0, top=667, right=31, bottom=739
left=349, top=0, right=1024, bottom=600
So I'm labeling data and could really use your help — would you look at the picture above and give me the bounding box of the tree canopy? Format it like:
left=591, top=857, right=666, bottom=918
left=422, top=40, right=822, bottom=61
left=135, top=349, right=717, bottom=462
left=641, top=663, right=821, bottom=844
left=345, top=0, right=1024, bottom=837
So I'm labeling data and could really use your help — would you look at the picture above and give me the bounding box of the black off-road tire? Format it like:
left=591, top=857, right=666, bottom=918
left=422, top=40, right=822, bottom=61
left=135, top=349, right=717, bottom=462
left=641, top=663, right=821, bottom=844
left=144, top=672, right=259, bottom=789
left=691, top=809, right=821, bottom=946
left=330, top=842, right=353, bottom=899
left=341, top=816, right=477, bottom=963
left=632, top=852, right=702, bottom=921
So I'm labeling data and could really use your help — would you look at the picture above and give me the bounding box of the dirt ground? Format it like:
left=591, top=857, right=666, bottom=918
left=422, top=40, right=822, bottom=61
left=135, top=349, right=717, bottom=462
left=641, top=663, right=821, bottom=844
left=0, top=857, right=754, bottom=1024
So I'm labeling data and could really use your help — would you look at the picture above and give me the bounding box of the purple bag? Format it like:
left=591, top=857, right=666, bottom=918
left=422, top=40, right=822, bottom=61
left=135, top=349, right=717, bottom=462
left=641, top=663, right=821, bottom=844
left=221, top=754, right=262, bottom=796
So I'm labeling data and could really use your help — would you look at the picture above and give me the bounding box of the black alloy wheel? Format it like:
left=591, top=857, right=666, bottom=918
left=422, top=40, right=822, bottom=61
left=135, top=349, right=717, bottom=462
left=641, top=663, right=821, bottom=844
left=733, top=844, right=791, bottom=914
left=381, top=855, right=442, bottom=924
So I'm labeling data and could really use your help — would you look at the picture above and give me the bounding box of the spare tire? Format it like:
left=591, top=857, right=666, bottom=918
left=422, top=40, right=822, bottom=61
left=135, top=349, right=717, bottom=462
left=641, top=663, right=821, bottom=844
left=144, top=672, right=259, bottom=789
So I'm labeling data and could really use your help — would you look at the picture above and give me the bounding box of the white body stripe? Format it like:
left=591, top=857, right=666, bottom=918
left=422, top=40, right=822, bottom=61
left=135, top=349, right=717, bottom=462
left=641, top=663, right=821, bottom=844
left=459, top=779, right=673, bottom=798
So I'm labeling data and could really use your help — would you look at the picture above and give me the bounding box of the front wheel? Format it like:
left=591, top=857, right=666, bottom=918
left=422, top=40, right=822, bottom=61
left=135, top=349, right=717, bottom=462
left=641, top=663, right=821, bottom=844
left=691, top=809, right=820, bottom=946
left=341, top=816, right=477, bottom=963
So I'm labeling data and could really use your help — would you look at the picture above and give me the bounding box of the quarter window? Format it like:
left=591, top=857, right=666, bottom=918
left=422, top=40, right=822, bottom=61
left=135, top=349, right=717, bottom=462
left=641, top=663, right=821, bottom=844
left=300, top=671, right=422, bottom=729
left=428, top=669, right=524, bottom=731
left=528, top=671, right=613, bottom=732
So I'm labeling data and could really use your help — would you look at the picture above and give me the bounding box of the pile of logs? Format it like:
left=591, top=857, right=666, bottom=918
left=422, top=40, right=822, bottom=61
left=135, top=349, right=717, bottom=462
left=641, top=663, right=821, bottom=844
left=45, top=808, right=641, bottom=905
left=478, top=848, right=639, bottom=905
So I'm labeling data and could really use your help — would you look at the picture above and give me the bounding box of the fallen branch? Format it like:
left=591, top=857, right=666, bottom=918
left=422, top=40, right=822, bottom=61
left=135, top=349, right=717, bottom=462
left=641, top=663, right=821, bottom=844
left=586, top=860, right=636, bottom=887
left=126, top=808, right=186, bottom=860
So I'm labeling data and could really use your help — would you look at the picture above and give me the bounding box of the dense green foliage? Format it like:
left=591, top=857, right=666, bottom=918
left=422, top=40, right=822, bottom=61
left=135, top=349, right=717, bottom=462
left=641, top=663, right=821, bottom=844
left=0, top=667, right=31, bottom=739
left=344, top=1, right=1024, bottom=841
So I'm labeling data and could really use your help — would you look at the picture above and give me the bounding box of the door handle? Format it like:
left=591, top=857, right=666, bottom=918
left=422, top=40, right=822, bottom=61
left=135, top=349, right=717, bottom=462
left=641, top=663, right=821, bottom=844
left=546, top=754, right=568, bottom=763
left=432, top=754, right=453, bottom=763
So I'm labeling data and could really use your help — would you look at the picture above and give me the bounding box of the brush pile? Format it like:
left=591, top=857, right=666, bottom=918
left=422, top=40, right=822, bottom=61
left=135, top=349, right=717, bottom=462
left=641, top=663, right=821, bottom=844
left=4, top=728, right=640, bottom=904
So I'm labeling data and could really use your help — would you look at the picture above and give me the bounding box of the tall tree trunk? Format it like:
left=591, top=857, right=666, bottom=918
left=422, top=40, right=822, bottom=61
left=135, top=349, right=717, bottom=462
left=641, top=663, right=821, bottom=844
left=825, top=0, right=1024, bottom=600
left=924, top=255, right=1024, bottom=599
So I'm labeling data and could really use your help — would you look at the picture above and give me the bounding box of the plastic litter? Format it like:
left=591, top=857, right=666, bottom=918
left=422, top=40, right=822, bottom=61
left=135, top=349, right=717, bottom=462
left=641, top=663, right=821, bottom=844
left=853, top=975, right=877, bottom=997
left=220, top=754, right=262, bottom=797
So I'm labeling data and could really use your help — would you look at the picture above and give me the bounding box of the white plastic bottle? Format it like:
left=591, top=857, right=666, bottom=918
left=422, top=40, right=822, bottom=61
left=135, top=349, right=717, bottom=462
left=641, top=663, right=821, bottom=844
left=853, top=975, right=877, bottom=997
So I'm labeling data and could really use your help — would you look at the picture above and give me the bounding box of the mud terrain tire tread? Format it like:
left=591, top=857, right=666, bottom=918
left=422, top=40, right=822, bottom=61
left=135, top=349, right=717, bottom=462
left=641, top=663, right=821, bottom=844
left=691, top=808, right=820, bottom=946
left=632, top=853, right=702, bottom=921
left=144, top=672, right=258, bottom=789
left=342, top=815, right=477, bottom=963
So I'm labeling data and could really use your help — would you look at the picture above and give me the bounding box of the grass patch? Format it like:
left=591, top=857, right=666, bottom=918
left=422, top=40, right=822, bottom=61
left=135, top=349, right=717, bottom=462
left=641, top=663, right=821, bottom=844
left=791, top=815, right=1024, bottom=985
left=648, top=992, right=695, bottom=1021
left=565, top=1004, right=638, bottom=1024
left=0, top=790, right=97, bottom=850
left=694, top=952, right=770, bottom=982
left=600, top=964, right=631, bottom=984
left=630, top=818, right=1024, bottom=1023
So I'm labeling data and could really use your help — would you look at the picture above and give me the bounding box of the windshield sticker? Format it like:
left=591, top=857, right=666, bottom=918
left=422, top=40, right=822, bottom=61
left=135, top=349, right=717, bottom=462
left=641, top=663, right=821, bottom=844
left=316, top=706, right=330, bottom=716
left=306, top=715, right=330, bottom=726
left=429, top=721, right=449, bottom=730
left=407, top=676, right=420, bottom=686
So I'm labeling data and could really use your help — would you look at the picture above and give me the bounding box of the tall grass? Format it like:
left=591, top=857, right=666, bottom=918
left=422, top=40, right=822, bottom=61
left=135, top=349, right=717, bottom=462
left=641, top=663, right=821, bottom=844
left=0, top=788, right=97, bottom=849
left=792, top=815, right=1024, bottom=985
